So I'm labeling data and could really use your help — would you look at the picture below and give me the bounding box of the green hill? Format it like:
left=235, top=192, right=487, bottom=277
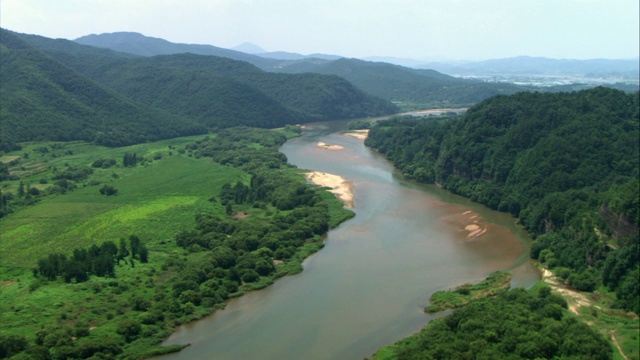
left=68, top=31, right=526, bottom=107
left=277, top=58, right=524, bottom=106
left=75, top=31, right=278, bottom=68
left=366, top=87, right=640, bottom=312
left=1, top=29, right=397, bottom=148
left=83, top=53, right=398, bottom=123
left=0, top=29, right=205, bottom=150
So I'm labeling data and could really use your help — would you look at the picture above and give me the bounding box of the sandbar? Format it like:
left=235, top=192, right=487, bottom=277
left=411, top=108, right=468, bottom=115
left=317, top=142, right=344, bottom=150
left=305, top=171, right=354, bottom=208
left=343, top=129, right=369, bottom=140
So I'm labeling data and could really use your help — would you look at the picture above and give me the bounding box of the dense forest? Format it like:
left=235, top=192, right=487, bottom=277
left=73, top=31, right=640, bottom=108
left=0, top=30, right=206, bottom=150
left=375, top=287, right=613, bottom=359
left=0, top=28, right=396, bottom=150
left=366, top=87, right=640, bottom=313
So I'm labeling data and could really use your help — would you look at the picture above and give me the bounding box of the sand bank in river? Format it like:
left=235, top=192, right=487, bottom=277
left=411, top=108, right=468, bottom=115
left=460, top=210, right=487, bottom=238
left=439, top=209, right=488, bottom=240
left=344, top=129, right=369, bottom=140
left=305, top=171, right=354, bottom=208
left=317, top=142, right=344, bottom=150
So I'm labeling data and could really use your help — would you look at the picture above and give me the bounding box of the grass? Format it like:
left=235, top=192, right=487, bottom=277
left=1, top=151, right=244, bottom=269
left=424, top=271, right=511, bottom=313
left=0, top=133, right=357, bottom=359
left=1, top=136, right=247, bottom=347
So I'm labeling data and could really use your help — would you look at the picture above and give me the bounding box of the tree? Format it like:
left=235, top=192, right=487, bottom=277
left=116, top=319, right=141, bottom=342
left=99, top=184, right=118, bottom=196
left=117, top=237, right=129, bottom=263
left=0, top=334, right=28, bottom=358
left=17, top=181, right=25, bottom=197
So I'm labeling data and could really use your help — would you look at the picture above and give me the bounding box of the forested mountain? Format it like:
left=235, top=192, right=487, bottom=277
left=366, top=87, right=639, bottom=312
left=276, top=58, right=524, bottom=105
left=68, top=32, right=640, bottom=107
left=0, top=29, right=205, bottom=150
left=1, top=29, right=396, bottom=148
left=74, top=31, right=278, bottom=68
left=81, top=54, right=397, bottom=123
left=70, top=31, right=529, bottom=106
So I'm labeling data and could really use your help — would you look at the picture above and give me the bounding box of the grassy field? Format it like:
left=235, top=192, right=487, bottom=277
left=1, top=136, right=245, bottom=340
left=1, top=131, right=355, bottom=359
left=1, top=136, right=244, bottom=269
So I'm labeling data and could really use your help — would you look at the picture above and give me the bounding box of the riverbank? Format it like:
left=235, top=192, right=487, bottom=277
left=344, top=129, right=370, bottom=140
left=305, top=171, right=354, bottom=208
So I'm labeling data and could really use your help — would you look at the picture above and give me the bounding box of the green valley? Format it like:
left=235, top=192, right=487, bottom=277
left=0, top=128, right=354, bottom=359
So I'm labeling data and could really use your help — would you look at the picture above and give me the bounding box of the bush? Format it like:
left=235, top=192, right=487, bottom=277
left=99, top=185, right=118, bottom=196
left=116, top=319, right=141, bottom=342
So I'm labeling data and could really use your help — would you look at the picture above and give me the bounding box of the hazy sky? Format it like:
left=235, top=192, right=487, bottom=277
left=1, top=0, right=638, bottom=60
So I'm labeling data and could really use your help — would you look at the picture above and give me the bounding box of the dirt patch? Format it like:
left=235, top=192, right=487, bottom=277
left=2, top=280, right=17, bottom=287
left=0, top=155, right=20, bottom=164
left=233, top=212, right=250, bottom=219
left=541, top=269, right=595, bottom=315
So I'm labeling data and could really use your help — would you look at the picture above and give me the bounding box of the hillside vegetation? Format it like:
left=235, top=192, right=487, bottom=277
left=366, top=87, right=640, bottom=313
left=373, top=285, right=613, bottom=360
left=277, top=58, right=524, bottom=107
left=69, top=31, right=529, bottom=108
left=0, top=128, right=354, bottom=359
left=0, top=30, right=205, bottom=151
left=73, top=31, right=637, bottom=110
left=1, top=28, right=397, bottom=150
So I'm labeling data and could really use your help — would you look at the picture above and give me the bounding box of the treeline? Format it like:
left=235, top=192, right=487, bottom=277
left=365, top=87, right=639, bottom=312
left=375, top=287, right=612, bottom=359
left=33, top=235, right=148, bottom=283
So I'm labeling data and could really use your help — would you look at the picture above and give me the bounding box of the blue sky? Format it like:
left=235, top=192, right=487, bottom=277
left=1, top=0, right=638, bottom=60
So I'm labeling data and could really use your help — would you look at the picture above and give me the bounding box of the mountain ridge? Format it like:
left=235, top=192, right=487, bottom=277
left=2, top=28, right=397, bottom=148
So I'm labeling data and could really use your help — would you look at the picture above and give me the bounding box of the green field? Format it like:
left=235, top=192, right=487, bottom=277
left=0, top=131, right=354, bottom=359
left=1, top=136, right=243, bottom=269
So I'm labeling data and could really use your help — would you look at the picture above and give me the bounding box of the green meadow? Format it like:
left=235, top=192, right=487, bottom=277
left=1, top=135, right=244, bottom=269
left=0, top=130, right=356, bottom=359
left=0, top=136, right=244, bottom=357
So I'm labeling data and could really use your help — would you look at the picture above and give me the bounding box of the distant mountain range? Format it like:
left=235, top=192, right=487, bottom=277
left=71, top=32, right=533, bottom=105
left=1, top=29, right=396, bottom=149
left=3, top=29, right=637, bottom=150
left=226, top=41, right=639, bottom=80
left=421, top=56, right=640, bottom=78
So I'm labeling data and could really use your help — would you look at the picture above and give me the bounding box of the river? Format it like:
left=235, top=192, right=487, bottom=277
left=157, top=119, right=540, bottom=360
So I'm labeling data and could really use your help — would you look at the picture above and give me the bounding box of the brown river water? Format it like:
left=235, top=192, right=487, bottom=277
left=156, top=119, right=540, bottom=360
